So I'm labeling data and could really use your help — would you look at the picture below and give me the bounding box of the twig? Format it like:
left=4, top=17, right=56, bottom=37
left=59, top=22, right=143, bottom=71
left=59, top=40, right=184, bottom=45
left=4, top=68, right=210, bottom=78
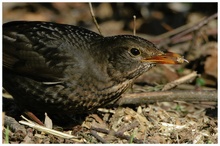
left=158, top=13, right=217, bottom=47
left=117, top=120, right=139, bottom=134
left=90, top=130, right=107, bottom=143
left=19, top=116, right=79, bottom=140
left=91, top=126, right=144, bottom=143
left=90, top=126, right=109, bottom=134
left=133, top=15, right=136, bottom=36
left=156, top=23, right=194, bottom=41
left=162, top=71, right=198, bottom=91
left=116, top=90, right=217, bottom=106
left=171, top=13, right=217, bottom=42
left=170, top=29, right=216, bottom=44
left=114, top=131, right=143, bottom=143
left=152, top=28, right=217, bottom=46
left=89, top=3, right=102, bottom=36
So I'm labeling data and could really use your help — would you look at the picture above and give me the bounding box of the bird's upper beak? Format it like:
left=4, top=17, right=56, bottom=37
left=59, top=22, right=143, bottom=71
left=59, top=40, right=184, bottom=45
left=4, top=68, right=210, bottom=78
left=142, top=52, right=189, bottom=64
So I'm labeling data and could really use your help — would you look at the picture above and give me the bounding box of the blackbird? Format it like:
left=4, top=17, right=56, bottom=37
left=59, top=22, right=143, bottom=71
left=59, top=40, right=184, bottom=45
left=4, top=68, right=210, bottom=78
left=3, top=21, right=186, bottom=119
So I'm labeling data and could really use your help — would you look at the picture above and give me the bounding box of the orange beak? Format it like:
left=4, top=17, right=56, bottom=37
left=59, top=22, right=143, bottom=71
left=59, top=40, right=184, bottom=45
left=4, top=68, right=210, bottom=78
left=142, top=52, right=189, bottom=64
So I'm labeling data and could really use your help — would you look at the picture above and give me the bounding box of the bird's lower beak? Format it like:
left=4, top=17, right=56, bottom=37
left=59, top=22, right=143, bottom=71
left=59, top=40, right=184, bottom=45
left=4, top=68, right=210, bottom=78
left=142, top=52, right=189, bottom=64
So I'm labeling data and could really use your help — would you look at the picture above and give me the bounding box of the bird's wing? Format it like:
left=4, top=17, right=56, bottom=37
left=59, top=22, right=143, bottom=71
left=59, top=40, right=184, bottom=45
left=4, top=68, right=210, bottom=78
left=3, top=21, right=88, bottom=82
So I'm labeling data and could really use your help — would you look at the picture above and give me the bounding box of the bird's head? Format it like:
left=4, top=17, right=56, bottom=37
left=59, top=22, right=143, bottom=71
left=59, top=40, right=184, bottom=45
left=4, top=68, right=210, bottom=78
left=99, top=35, right=188, bottom=80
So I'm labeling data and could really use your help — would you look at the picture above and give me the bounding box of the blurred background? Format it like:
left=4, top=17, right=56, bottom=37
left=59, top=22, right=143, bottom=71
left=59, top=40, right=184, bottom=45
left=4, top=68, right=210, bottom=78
left=2, top=3, right=217, bottom=35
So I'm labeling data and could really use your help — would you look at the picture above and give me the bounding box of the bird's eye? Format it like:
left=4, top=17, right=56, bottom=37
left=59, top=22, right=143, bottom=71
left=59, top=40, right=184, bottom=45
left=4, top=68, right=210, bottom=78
left=130, top=48, right=141, bottom=56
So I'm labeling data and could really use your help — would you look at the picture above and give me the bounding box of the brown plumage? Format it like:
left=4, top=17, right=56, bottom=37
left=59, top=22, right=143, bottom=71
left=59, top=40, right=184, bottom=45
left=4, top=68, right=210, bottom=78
left=3, top=21, right=185, bottom=122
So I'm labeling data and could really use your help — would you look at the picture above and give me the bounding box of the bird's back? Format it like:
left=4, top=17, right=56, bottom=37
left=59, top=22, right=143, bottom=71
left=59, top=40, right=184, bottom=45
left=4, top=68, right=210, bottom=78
left=3, top=21, right=124, bottom=116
